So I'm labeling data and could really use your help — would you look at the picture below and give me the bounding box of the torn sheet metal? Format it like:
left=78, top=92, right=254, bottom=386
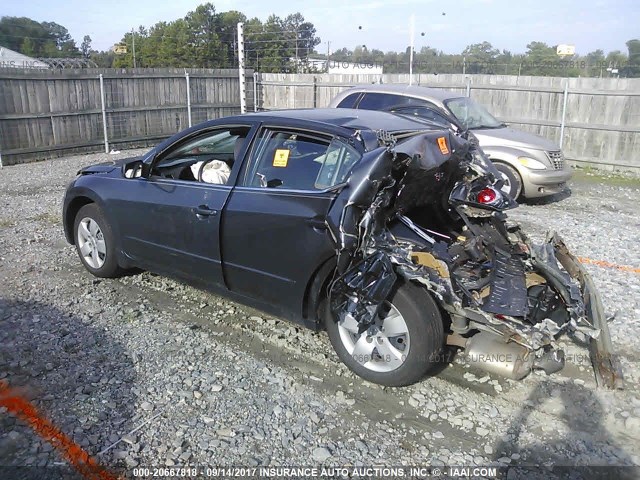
left=325, top=129, right=623, bottom=388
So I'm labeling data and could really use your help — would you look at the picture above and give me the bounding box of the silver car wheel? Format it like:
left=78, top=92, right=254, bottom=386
left=499, top=172, right=512, bottom=195
left=77, top=217, right=107, bottom=269
left=337, top=302, right=410, bottom=373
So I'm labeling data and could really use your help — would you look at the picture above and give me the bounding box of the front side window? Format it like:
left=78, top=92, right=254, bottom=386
left=151, top=127, right=250, bottom=183
left=444, top=97, right=502, bottom=129
left=389, top=106, right=452, bottom=128
left=244, top=129, right=361, bottom=191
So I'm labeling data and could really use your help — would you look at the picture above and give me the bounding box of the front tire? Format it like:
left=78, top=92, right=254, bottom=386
left=326, top=282, right=444, bottom=387
left=73, top=203, right=123, bottom=278
left=494, top=162, right=523, bottom=200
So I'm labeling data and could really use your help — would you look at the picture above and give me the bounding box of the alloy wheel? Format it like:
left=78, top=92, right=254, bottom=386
left=337, top=302, right=410, bottom=373
left=76, top=217, right=107, bottom=269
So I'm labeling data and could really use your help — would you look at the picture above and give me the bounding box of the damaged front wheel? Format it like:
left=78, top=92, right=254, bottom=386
left=325, top=282, right=445, bottom=387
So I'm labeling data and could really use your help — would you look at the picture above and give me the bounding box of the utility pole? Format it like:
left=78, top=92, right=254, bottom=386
left=295, top=28, right=299, bottom=73
left=237, top=22, right=246, bottom=114
left=326, top=41, right=331, bottom=73
left=131, top=28, right=137, bottom=68
left=408, top=14, right=415, bottom=85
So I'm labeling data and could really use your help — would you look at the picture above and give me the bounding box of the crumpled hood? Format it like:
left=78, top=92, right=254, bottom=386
left=473, top=127, right=559, bottom=151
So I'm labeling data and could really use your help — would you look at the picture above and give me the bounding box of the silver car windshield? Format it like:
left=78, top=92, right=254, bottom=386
left=444, top=97, right=503, bottom=130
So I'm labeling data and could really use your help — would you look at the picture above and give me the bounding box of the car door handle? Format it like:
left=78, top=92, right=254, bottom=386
left=193, top=205, right=218, bottom=217
left=306, top=218, right=327, bottom=230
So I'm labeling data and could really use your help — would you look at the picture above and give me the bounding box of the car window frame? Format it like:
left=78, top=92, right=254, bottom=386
left=336, top=92, right=364, bottom=109
left=239, top=125, right=359, bottom=194
left=145, top=123, right=256, bottom=187
left=388, top=105, right=454, bottom=128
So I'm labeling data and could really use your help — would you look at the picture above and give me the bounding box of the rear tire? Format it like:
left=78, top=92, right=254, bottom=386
left=494, top=162, right=523, bottom=200
left=326, top=281, right=444, bottom=387
left=73, top=203, right=123, bottom=278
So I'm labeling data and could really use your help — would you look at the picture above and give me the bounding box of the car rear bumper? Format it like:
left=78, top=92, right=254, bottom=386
left=521, top=166, right=572, bottom=198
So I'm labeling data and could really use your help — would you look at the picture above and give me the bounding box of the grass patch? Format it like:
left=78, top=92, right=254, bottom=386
left=572, top=167, right=640, bottom=188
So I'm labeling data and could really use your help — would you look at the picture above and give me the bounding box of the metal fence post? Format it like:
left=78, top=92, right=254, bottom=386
left=466, top=76, right=471, bottom=97
left=185, top=71, right=192, bottom=128
left=99, top=74, right=109, bottom=153
left=237, top=22, right=246, bottom=114
left=0, top=122, right=4, bottom=168
left=313, top=76, right=318, bottom=108
left=559, top=80, right=569, bottom=149
left=253, top=71, right=258, bottom=112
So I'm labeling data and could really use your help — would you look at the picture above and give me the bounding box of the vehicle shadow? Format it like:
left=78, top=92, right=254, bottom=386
left=0, top=298, right=137, bottom=479
left=519, top=187, right=572, bottom=206
left=492, top=380, right=638, bottom=480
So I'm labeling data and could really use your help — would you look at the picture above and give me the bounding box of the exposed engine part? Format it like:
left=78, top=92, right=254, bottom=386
left=465, top=333, right=534, bottom=380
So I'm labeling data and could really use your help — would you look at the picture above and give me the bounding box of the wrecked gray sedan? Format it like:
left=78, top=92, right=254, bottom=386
left=63, top=109, right=622, bottom=388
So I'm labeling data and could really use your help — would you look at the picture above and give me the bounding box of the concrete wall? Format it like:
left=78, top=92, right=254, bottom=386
left=256, top=73, right=640, bottom=172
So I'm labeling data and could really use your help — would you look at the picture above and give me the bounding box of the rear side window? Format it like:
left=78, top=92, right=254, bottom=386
left=336, top=93, right=362, bottom=109
left=245, top=129, right=361, bottom=191
left=357, top=93, right=420, bottom=111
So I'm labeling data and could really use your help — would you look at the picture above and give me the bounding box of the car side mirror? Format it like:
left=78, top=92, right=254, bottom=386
left=140, top=162, right=152, bottom=178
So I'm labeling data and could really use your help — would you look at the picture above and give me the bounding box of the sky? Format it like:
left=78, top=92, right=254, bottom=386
left=3, top=0, right=639, bottom=55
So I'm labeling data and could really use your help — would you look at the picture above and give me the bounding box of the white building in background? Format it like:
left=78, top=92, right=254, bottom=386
left=303, top=56, right=384, bottom=75
left=0, top=46, right=49, bottom=70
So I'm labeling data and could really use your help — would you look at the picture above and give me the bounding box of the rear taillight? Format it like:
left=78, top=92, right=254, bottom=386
left=477, top=187, right=498, bottom=205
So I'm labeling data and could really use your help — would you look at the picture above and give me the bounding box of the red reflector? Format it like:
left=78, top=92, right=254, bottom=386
left=477, top=187, right=497, bottom=204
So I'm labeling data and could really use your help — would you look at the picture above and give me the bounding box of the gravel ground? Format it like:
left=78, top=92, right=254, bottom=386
left=0, top=151, right=639, bottom=479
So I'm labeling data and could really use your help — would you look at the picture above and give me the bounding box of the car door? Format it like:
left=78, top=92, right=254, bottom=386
left=221, top=125, right=362, bottom=317
left=114, top=123, right=256, bottom=287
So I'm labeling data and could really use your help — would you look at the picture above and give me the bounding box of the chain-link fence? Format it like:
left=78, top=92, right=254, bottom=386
left=0, top=68, right=254, bottom=166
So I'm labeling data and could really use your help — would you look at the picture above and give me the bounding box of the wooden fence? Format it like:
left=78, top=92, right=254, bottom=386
left=256, top=73, right=640, bottom=172
left=0, top=68, right=254, bottom=166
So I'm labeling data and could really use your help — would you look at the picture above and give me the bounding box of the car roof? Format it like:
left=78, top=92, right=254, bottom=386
left=229, top=108, right=440, bottom=133
left=336, top=84, right=462, bottom=102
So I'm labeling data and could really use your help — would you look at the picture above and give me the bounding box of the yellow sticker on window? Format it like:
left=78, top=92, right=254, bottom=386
left=273, top=149, right=290, bottom=167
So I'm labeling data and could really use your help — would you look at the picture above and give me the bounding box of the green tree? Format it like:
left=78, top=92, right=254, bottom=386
left=604, top=50, right=627, bottom=77
left=20, top=37, right=36, bottom=56
left=0, top=16, right=79, bottom=57
left=585, top=49, right=605, bottom=76
left=625, top=39, right=640, bottom=77
left=216, top=10, right=246, bottom=67
left=462, top=41, right=500, bottom=73
left=80, top=35, right=92, bottom=58
left=185, top=3, right=224, bottom=67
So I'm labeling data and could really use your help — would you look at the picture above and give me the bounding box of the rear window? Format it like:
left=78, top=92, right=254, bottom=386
left=336, top=93, right=362, bottom=109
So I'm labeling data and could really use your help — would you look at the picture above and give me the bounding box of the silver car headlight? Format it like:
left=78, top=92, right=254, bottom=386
left=518, top=156, right=547, bottom=170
